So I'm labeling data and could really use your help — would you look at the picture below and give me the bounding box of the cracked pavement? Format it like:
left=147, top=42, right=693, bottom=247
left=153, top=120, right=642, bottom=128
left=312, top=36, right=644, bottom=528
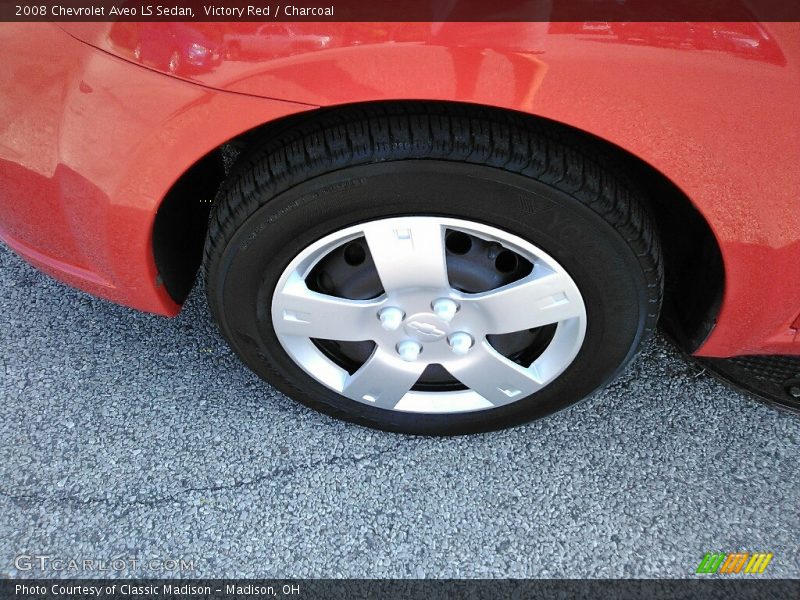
left=1, top=242, right=798, bottom=578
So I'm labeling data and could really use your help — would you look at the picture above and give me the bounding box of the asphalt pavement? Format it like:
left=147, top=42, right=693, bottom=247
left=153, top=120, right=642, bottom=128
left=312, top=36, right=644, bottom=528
left=1, top=242, right=798, bottom=578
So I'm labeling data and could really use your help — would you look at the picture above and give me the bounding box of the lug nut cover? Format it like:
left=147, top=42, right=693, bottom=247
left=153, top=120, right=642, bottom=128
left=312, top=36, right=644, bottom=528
left=397, top=340, right=422, bottom=362
left=378, top=307, right=405, bottom=331
left=448, top=332, right=474, bottom=355
left=432, top=298, right=459, bottom=322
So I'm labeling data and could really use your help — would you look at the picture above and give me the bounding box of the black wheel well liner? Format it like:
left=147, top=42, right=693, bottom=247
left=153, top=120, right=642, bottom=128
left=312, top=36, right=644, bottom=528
left=152, top=100, right=723, bottom=353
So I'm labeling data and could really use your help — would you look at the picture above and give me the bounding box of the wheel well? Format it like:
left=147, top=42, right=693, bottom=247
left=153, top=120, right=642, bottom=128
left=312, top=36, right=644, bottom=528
left=152, top=149, right=225, bottom=303
left=152, top=100, right=723, bottom=352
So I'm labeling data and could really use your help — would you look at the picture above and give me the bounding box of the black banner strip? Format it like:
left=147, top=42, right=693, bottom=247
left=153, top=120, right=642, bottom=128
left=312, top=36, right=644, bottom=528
left=2, top=578, right=800, bottom=600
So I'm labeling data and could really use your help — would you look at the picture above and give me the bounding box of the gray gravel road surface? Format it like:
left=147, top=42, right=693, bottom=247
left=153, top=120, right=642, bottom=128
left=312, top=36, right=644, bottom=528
left=1, top=242, right=798, bottom=578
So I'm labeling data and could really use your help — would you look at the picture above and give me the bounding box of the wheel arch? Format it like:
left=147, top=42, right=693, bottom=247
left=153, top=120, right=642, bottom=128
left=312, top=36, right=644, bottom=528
left=152, top=100, right=724, bottom=353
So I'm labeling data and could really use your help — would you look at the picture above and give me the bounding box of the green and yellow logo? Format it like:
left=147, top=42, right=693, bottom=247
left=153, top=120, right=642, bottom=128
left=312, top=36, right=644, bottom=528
left=696, top=552, right=773, bottom=574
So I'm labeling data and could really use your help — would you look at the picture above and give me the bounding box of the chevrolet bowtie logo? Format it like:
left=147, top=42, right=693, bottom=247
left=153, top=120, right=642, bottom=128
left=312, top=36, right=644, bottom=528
left=406, top=321, right=446, bottom=338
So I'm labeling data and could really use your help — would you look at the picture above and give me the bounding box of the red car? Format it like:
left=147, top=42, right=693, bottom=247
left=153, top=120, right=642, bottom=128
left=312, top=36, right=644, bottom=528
left=1, top=20, right=798, bottom=434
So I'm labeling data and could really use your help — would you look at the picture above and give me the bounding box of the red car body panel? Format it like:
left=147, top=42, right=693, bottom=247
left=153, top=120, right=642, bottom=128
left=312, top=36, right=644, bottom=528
left=1, top=22, right=798, bottom=357
left=0, top=23, right=313, bottom=315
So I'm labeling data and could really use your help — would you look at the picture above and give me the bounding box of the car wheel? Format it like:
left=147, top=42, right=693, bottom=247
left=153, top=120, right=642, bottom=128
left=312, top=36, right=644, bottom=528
left=204, top=105, right=662, bottom=435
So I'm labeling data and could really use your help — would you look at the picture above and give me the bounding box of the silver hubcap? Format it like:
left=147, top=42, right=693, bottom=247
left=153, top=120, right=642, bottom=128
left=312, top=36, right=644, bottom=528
left=272, top=217, right=587, bottom=414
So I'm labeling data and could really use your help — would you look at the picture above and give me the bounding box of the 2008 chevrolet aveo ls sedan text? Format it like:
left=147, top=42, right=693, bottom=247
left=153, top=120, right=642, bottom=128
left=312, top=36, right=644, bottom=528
left=1, top=18, right=799, bottom=434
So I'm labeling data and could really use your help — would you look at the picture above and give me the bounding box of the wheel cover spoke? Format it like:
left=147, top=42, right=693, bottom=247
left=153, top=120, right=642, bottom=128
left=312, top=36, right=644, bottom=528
left=343, top=349, right=426, bottom=409
left=461, top=270, right=584, bottom=334
left=273, top=273, right=383, bottom=341
left=362, top=218, right=449, bottom=292
left=446, top=341, right=544, bottom=406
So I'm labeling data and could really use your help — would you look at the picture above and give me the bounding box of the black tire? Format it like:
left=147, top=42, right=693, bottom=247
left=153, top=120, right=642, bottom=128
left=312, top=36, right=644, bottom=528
left=204, top=104, right=663, bottom=435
